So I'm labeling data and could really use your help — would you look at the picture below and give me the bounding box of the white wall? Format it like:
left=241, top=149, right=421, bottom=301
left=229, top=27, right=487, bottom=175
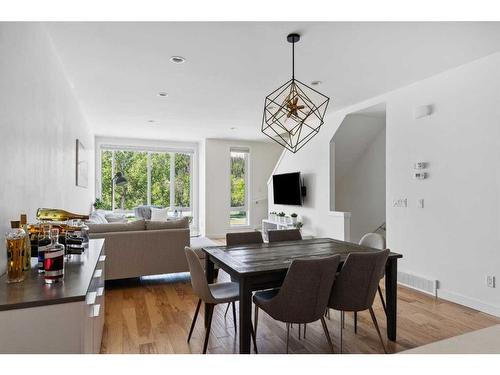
left=269, top=52, right=500, bottom=317
left=0, top=23, right=94, bottom=275
left=335, top=118, right=386, bottom=243
left=203, top=139, right=282, bottom=237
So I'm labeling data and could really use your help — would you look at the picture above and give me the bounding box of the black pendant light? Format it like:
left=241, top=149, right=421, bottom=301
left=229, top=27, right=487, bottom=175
left=261, top=33, right=330, bottom=153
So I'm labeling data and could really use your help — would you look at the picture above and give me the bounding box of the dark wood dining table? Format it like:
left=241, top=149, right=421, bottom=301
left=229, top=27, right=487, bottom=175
left=202, top=237, right=403, bottom=354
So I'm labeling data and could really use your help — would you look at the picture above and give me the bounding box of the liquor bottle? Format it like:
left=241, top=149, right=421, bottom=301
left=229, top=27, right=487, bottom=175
left=37, top=224, right=51, bottom=273
left=36, top=208, right=89, bottom=222
left=5, top=221, right=26, bottom=283
left=20, top=214, right=31, bottom=271
left=27, top=223, right=41, bottom=259
left=43, top=228, right=65, bottom=284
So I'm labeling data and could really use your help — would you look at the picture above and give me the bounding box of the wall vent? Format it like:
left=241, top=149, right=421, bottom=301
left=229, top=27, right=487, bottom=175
left=398, top=271, right=438, bottom=296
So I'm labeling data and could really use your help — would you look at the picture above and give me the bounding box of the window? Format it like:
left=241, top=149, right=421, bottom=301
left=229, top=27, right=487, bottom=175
left=100, top=148, right=193, bottom=219
left=229, top=148, right=249, bottom=226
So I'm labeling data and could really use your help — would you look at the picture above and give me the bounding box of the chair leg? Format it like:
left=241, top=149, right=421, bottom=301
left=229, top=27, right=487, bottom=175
left=224, top=302, right=230, bottom=318
left=202, top=304, right=214, bottom=354
left=232, top=301, right=237, bottom=335
left=339, top=311, right=343, bottom=354
left=250, top=321, right=258, bottom=354
left=187, top=299, right=201, bottom=342
left=303, top=323, right=307, bottom=339
left=286, top=323, right=290, bottom=354
left=320, top=317, right=334, bottom=353
left=354, top=312, right=357, bottom=334
left=298, top=323, right=302, bottom=340
left=378, top=286, right=387, bottom=314
left=369, top=307, right=387, bottom=354
left=254, top=304, right=259, bottom=337
left=341, top=311, right=345, bottom=329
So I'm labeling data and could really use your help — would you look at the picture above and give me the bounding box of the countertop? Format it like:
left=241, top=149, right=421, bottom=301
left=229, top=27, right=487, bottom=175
left=0, top=239, right=104, bottom=311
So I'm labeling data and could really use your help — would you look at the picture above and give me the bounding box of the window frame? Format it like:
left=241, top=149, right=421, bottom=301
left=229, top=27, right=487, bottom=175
left=96, top=141, right=197, bottom=231
left=229, top=147, right=250, bottom=227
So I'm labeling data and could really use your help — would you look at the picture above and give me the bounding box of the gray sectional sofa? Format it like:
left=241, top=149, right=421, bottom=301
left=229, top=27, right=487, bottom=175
left=88, top=217, right=190, bottom=280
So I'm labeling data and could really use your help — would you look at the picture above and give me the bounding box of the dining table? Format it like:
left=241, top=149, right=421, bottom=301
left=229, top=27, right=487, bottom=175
left=202, top=237, right=403, bottom=354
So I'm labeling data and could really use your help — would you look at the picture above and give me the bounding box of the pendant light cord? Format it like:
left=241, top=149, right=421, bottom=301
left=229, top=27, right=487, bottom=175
left=292, top=40, right=295, bottom=79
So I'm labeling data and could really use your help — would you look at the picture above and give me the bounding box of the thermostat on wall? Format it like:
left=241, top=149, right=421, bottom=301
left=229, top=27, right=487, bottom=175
left=414, top=162, right=427, bottom=170
left=414, top=172, right=428, bottom=180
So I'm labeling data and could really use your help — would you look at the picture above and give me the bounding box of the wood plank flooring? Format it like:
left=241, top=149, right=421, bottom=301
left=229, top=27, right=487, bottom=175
left=101, top=271, right=500, bottom=354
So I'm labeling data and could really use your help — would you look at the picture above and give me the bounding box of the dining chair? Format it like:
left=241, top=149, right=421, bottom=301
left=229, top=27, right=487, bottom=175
left=267, top=229, right=302, bottom=242
left=253, top=255, right=340, bottom=353
left=185, top=246, right=258, bottom=353
left=328, top=249, right=390, bottom=353
left=355, top=233, right=387, bottom=333
left=226, top=231, right=264, bottom=246
left=223, top=231, right=264, bottom=318
left=267, top=228, right=304, bottom=336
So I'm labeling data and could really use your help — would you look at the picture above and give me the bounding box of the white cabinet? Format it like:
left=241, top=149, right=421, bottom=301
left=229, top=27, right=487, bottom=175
left=0, top=240, right=105, bottom=354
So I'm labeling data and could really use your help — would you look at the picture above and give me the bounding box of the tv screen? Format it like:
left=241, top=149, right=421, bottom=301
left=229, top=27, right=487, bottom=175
left=273, top=172, right=302, bottom=205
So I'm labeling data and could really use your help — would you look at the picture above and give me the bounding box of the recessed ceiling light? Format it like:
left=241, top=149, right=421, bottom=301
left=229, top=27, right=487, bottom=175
left=230, top=127, right=237, bottom=130
left=170, top=56, right=186, bottom=64
left=148, top=120, right=155, bottom=123
left=158, top=92, right=168, bottom=97
left=311, top=80, right=322, bottom=86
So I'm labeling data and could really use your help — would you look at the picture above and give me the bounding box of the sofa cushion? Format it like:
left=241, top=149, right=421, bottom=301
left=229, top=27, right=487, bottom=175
left=146, top=217, right=189, bottom=230
left=88, top=219, right=146, bottom=233
left=150, top=207, right=169, bottom=221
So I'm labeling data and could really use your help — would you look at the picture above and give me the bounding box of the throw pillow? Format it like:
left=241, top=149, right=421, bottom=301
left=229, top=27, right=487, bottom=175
left=105, top=213, right=127, bottom=223
left=150, top=207, right=169, bottom=221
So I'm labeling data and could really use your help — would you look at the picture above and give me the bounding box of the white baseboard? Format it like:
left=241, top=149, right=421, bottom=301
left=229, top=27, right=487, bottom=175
left=437, top=289, right=500, bottom=318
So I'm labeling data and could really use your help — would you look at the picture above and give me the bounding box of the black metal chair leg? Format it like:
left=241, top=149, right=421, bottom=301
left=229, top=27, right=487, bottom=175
left=320, top=317, right=334, bottom=353
left=232, top=301, right=237, bottom=334
left=187, top=299, right=201, bottom=342
left=286, top=323, right=290, bottom=354
left=202, top=304, right=214, bottom=354
left=250, top=321, right=258, bottom=354
left=224, top=302, right=230, bottom=318
left=378, top=286, right=387, bottom=314
left=303, top=323, right=307, bottom=339
left=254, top=304, right=259, bottom=337
left=340, top=311, right=343, bottom=354
left=298, top=323, right=302, bottom=340
left=369, top=307, right=387, bottom=354
left=354, top=311, right=357, bottom=334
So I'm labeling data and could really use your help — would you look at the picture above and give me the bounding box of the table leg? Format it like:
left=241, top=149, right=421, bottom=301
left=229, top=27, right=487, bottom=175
left=204, top=256, right=215, bottom=328
left=385, top=258, right=398, bottom=341
left=239, top=277, right=252, bottom=354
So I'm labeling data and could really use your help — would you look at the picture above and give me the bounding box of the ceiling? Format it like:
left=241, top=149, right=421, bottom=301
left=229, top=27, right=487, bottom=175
left=45, top=22, right=500, bottom=142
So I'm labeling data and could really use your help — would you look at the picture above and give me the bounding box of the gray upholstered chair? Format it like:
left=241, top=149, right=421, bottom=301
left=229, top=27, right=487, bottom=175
left=226, top=231, right=264, bottom=246
left=223, top=231, right=264, bottom=318
left=185, top=247, right=257, bottom=353
left=328, top=249, right=390, bottom=353
left=355, top=233, right=387, bottom=333
left=253, top=255, right=340, bottom=353
left=267, top=229, right=302, bottom=242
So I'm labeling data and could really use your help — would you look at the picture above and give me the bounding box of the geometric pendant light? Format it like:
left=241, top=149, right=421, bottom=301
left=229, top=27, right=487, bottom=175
left=261, top=33, right=330, bottom=153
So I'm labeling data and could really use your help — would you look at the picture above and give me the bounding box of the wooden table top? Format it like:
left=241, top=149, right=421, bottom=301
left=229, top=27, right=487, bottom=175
left=203, top=238, right=402, bottom=276
left=0, top=239, right=104, bottom=311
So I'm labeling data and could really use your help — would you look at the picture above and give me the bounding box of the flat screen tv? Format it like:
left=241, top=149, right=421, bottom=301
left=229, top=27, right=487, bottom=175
left=273, top=172, right=303, bottom=205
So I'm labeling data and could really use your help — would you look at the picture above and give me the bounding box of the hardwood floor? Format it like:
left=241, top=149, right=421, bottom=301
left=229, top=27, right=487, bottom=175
left=101, top=271, right=500, bottom=354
